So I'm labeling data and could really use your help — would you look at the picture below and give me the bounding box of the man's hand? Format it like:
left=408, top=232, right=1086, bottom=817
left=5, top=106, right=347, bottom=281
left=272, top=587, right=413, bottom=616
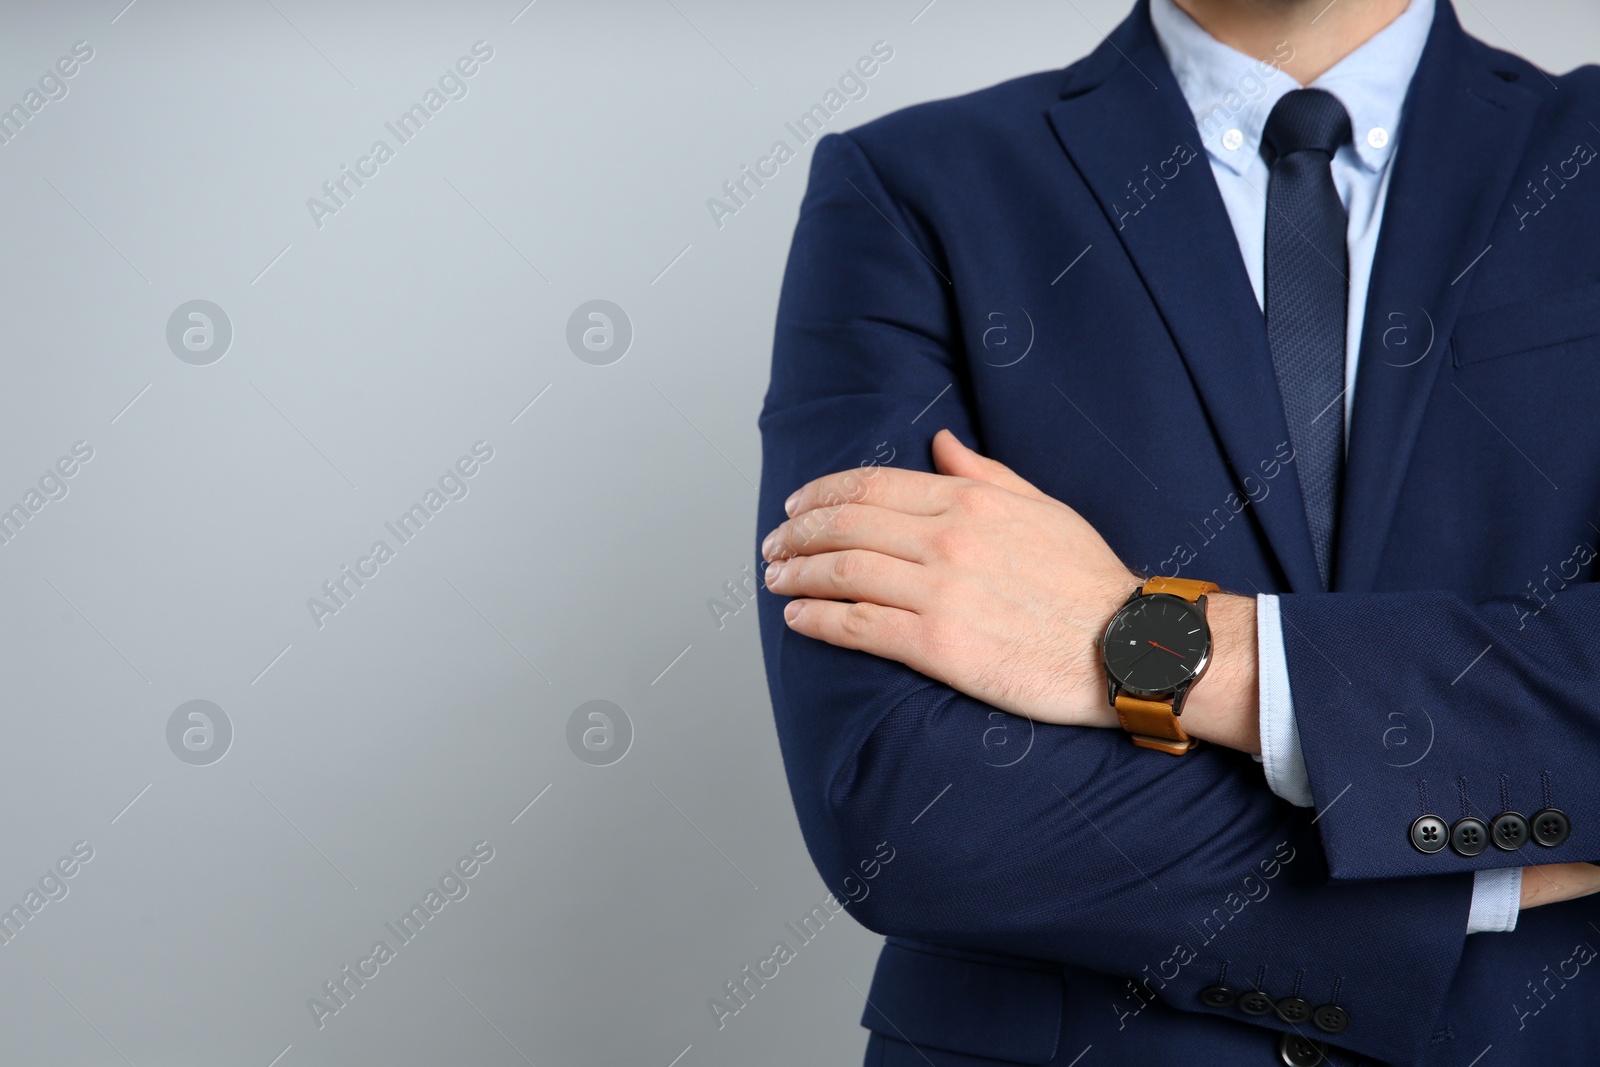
left=761, top=428, right=1257, bottom=737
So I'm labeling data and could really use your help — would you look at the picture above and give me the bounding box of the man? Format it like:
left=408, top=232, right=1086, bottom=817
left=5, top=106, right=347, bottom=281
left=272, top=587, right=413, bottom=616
left=755, top=0, right=1600, bottom=1063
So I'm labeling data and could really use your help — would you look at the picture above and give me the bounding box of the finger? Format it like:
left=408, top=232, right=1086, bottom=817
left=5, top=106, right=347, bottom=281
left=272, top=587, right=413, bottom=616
left=782, top=597, right=929, bottom=669
left=763, top=502, right=933, bottom=562
left=931, top=427, right=1052, bottom=502
left=783, top=464, right=959, bottom=519
left=764, top=550, right=930, bottom=611
left=1521, top=862, right=1600, bottom=908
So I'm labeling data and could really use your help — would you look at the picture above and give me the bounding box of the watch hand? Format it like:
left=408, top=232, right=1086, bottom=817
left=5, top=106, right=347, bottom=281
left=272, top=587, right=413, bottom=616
left=1123, top=643, right=1157, bottom=668
left=1148, top=640, right=1186, bottom=659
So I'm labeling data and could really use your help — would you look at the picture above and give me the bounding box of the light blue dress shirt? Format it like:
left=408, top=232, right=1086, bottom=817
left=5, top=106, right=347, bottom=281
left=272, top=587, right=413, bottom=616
left=1147, top=0, right=1520, bottom=934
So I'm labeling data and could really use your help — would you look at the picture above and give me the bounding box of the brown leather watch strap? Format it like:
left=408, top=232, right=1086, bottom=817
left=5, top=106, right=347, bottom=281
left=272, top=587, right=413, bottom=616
left=1140, top=575, right=1219, bottom=602
left=1115, top=694, right=1200, bottom=755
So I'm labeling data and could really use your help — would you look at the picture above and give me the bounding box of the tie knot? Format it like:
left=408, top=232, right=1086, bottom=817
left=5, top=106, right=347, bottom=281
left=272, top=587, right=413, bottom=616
left=1261, top=89, right=1352, bottom=164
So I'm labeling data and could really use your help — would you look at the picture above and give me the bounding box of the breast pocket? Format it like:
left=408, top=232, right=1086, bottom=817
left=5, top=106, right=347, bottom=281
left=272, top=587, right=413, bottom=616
left=1452, top=280, right=1600, bottom=366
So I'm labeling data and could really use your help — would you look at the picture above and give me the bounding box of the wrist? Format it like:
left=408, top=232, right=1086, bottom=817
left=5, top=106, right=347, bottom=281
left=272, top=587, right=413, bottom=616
left=1181, top=591, right=1260, bottom=754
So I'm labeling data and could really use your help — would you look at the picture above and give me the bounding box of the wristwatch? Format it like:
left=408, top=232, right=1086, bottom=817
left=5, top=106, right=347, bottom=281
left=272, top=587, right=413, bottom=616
left=1095, top=575, right=1219, bottom=755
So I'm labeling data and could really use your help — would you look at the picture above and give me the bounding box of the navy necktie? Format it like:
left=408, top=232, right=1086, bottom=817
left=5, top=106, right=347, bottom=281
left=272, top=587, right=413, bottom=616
left=1261, top=88, right=1352, bottom=591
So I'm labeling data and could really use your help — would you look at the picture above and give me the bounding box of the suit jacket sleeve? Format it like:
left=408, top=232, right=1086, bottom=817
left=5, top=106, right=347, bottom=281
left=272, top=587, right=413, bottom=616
left=1259, top=595, right=1524, bottom=930
left=758, top=129, right=1474, bottom=1064
left=1277, top=582, right=1600, bottom=881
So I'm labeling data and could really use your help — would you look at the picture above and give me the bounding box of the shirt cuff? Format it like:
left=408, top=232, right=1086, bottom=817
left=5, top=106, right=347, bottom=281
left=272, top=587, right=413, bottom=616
left=1256, top=594, right=1314, bottom=808
left=1467, top=867, right=1522, bottom=934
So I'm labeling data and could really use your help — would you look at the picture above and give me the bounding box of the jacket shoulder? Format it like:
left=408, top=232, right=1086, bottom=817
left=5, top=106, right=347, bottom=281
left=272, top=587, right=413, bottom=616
left=1461, top=32, right=1600, bottom=105
left=838, top=67, right=1069, bottom=166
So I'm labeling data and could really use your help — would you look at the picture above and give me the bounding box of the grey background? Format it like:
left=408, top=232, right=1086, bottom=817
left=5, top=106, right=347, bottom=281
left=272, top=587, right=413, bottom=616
left=0, top=1, right=1592, bottom=1064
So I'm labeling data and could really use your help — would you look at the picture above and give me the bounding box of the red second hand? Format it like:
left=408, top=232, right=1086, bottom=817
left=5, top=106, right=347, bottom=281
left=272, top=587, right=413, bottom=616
left=1148, top=640, right=1185, bottom=659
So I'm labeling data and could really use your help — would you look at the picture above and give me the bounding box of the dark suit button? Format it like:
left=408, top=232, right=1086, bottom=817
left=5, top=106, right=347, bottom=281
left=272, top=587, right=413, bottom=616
left=1275, top=996, right=1313, bottom=1024
left=1238, top=990, right=1275, bottom=1015
left=1279, top=1032, right=1328, bottom=1066
left=1410, top=814, right=1448, bottom=853
left=1312, top=1003, right=1349, bottom=1034
left=1491, top=811, right=1529, bottom=851
left=1532, top=808, right=1571, bottom=847
left=1451, top=817, right=1489, bottom=856
left=1199, top=985, right=1236, bottom=1007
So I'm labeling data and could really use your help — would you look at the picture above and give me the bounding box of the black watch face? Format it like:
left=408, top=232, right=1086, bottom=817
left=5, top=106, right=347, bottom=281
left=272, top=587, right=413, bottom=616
left=1101, top=594, right=1211, bottom=697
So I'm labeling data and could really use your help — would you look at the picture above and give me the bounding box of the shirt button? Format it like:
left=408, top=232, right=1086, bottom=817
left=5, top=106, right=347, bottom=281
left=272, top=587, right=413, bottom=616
left=1367, top=126, right=1389, bottom=148
left=1222, top=128, right=1244, bottom=151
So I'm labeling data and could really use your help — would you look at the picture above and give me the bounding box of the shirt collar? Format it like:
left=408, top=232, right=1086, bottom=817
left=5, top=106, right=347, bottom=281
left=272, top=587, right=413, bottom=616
left=1148, top=0, right=1435, bottom=175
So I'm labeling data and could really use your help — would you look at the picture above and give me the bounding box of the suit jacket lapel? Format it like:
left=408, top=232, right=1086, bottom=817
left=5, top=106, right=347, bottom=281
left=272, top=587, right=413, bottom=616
left=1334, top=0, right=1543, bottom=591
left=1046, top=0, right=1325, bottom=591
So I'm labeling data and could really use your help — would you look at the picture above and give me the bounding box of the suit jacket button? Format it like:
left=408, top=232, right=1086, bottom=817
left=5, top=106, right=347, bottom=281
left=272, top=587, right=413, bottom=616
left=1312, top=1003, right=1349, bottom=1034
left=1491, top=811, right=1529, bottom=850
left=1279, top=1032, right=1328, bottom=1066
left=1238, top=990, right=1275, bottom=1015
left=1531, top=808, right=1571, bottom=847
left=1451, top=816, right=1489, bottom=856
left=1410, top=814, right=1448, bottom=853
left=1199, top=985, right=1236, bottom=1007
left=1275, top=995, right=1313, bottom=1024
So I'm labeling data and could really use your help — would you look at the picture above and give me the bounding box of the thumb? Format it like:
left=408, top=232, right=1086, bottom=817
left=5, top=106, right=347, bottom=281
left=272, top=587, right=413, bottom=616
left=931, top=427, right=1051, bottom=501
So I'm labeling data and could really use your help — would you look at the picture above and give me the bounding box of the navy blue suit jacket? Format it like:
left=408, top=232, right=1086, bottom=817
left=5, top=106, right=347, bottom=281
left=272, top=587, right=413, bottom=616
left=757, top=2, right=1600, bottom=1064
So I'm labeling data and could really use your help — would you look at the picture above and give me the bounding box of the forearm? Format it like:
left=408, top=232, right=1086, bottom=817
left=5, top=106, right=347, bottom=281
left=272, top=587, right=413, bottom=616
left=762, top=609, right=1474, bottom=1065
left=1273, top=586, right=1600, bottom=881
left=1172, top=587, right=1600, bottom=913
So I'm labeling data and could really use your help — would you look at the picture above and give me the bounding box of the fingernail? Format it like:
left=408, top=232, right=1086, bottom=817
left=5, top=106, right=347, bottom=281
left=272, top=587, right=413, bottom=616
left=761, top=531, right=778, bottom=558
left=784, top=491, right=800, bottom=516
left=764, top=560, right=784, bottom=586
left=784, top=600, right=803, bottom=623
